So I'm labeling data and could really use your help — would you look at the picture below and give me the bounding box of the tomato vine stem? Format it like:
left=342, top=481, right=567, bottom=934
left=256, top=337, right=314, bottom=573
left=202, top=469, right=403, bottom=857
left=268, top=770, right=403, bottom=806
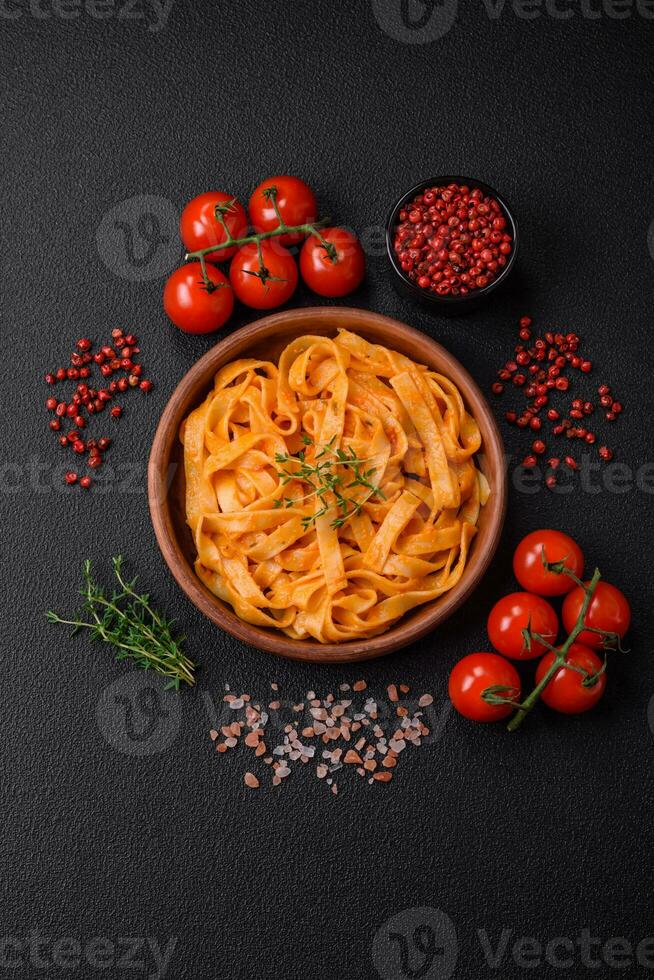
left=184, top=186, right=335, bottom=287
left=506, top=567, right=603, bottom=731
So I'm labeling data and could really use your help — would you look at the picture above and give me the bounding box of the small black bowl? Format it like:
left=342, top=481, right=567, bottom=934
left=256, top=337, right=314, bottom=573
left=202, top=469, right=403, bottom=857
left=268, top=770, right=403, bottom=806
left=386, top=176, right=519, bottom=316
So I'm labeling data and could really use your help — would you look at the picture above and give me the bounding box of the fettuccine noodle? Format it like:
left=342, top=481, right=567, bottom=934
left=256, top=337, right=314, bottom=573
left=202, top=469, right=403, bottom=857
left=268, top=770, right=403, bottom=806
left=181, top=330, right=490, bottom=643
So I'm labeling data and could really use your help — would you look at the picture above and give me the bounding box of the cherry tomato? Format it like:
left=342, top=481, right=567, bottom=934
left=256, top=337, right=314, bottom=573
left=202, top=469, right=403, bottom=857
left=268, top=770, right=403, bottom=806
left=180, top=191, right=248, bottom=262
left=536, top=642, right=606, bottom=714
left=449, top=652, right=521, bottom=723
left=562, top=581, right=631, bottom=649
left=248, top=176, right=317, bottom=244
left=513, top=529, right=584, bottom=596
left=299, top=227, right=366, bottom=297
left=229, top=241, right=298, bottom=310
left=163, top=262, right=233, bottom=334
left=487, top=591, right=559, bottom=660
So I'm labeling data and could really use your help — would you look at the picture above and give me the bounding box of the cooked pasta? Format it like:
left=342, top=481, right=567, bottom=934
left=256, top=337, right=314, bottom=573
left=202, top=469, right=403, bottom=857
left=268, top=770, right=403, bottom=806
left=180, top=330, right=490, bottom=643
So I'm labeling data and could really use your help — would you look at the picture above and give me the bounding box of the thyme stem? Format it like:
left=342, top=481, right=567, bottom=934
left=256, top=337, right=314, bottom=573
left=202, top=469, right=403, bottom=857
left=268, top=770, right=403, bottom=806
left=46, top=557, right=195, bottom=690
left=274, top=435, right=384, bottom=530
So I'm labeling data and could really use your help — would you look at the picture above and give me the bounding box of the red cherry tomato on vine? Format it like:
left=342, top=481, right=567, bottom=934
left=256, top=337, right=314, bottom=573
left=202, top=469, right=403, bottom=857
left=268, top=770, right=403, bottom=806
left=229, top=241, right=298, bottom=310
left=562, top=581, right=631, bottom=649
left=163, top=262, right=233, bottom=334
left=300, top=227, right=366, bottom=297
left=536, top=643, right=607, bottom=714
left=180, top=191, right=248, bottom=262
left=513, top=529, right=584, bottom=596
left=248, top=176, right=318, bottom=244
left=487, top=592, right=559, bottom=660
left=449, top=652, right=521, bottom=723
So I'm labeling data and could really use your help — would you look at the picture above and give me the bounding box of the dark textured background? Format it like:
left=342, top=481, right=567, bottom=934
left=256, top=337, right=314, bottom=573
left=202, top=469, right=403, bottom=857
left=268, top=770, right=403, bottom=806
left=2, top=2, right=654, bottom=978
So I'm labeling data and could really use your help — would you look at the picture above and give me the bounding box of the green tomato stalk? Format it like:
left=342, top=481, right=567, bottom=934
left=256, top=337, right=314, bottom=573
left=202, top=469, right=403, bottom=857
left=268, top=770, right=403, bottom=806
left=482, top=554, right=623, bottom=732
left=185, top=186, right=335, bottom=291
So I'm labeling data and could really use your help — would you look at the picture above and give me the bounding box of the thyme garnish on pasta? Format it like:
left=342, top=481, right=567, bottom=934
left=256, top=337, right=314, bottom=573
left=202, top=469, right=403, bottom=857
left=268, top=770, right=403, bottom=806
left=274, top=434, right=385, bottom=530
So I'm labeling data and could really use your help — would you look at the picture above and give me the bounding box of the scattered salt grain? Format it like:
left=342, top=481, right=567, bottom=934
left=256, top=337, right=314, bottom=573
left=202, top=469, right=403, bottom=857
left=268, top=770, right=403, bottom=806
left=211, top=681, right=436, bottom=796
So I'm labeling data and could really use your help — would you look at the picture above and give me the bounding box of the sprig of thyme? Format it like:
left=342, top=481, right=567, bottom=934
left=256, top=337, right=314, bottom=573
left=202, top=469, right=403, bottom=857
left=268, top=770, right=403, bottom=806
left=273, top=434, right=385, bottom=530
left=46, top=557, right=195, bottom=690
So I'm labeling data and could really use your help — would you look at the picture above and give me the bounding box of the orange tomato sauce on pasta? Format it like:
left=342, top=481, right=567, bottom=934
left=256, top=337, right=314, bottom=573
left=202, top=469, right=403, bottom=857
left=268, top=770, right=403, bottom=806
left=180, top=330, right=490, bottom=643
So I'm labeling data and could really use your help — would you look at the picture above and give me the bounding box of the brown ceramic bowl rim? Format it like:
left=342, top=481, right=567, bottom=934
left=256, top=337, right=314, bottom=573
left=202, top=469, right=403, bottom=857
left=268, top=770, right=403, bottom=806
left=148, top=307, right=507, bottom=663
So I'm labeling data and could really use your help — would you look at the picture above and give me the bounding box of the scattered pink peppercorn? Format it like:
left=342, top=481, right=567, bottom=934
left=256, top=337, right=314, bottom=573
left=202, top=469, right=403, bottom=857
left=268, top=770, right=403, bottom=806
left=65, top=472, right=78, bottom=485
left=80, top=476, right=92, bottom=489
left=599, top=446, right=613, bottom=461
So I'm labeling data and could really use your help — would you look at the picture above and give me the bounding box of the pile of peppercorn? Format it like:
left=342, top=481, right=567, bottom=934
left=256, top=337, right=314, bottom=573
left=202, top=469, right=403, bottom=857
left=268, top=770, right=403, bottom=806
left=492, top=317, right=621, bottom=488
left=44, top=329, right=153, bottom=489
